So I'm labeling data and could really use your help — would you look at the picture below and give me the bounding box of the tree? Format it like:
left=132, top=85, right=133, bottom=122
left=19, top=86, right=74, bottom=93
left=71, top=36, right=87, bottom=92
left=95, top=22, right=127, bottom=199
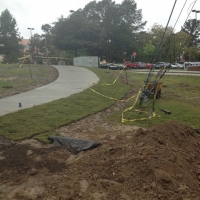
left=52, top=11, right=102, bottom=57
left=0, top=9, right=21, bottom=63
left=147, top=23, right=176, bottom=63
left=182, top=19, right=200, bottom=46
left=51, top=0, right=146, bottom=62
left=143, top=40, right=155, bottom=61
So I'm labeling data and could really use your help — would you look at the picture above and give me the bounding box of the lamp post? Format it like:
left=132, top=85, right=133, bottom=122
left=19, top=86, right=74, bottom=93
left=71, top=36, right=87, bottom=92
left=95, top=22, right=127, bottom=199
left=0, top=20, right=4, bottom=47
left=107, top=39, right=111, bottom=62
left=192, top=10, right=200, bottom=21
left=179, top=36, right=183, bottom=61
left=192, top=10, right=200, bottom=49
left=172, top=33, right=176, bottom=63
left=27, top=28, right=34, bottom=63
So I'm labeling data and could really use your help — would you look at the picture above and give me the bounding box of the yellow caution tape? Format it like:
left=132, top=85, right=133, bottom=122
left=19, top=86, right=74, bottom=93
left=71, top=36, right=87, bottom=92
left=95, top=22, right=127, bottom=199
left=90, top=88, right=122, bottom=101
left=102, top=65, right=126, bottom=86
left=122, top=89, right=160, bottom=122
left=16, top=58, right=26, bottom=77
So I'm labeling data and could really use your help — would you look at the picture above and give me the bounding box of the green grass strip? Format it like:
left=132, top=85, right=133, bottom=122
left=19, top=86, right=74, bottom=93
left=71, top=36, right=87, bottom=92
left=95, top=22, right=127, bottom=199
left=0, top=68, right=130, bottom=141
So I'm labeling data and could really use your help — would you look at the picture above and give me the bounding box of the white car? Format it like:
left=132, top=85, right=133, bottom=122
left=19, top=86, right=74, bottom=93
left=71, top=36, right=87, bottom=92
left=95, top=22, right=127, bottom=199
left=170, top=63, right=178, bottom=69
left=177, top=62, right=184, bottom=69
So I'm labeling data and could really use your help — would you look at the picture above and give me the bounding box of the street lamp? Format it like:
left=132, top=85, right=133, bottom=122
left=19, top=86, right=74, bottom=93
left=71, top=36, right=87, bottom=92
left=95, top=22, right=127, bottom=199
left=179, top=36, right=183, bottom=61
left=192, top=10, right=200, bottom=20
left=27, top=27, right=34, bottom=35
left=27, top=28, right=34, bottom=63
left=172, top=33, right=176, bottom=63
left=107, top=39, right=111, bottom=62
left=192, top=9, right=200, bottom=29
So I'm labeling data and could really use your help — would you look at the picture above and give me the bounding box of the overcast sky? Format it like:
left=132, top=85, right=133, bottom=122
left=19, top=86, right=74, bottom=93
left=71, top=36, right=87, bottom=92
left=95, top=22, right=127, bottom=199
left=0, top=0, right=199, bottom=39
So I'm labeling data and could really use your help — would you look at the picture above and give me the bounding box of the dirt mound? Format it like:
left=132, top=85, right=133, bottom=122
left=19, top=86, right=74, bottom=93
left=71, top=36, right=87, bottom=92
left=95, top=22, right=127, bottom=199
left=0, top=121, right=200, bottom=200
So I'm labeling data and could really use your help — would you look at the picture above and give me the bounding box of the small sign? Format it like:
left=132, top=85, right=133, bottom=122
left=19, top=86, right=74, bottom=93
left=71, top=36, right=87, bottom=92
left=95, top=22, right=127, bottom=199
left=133, top=51, right=136, bottom=58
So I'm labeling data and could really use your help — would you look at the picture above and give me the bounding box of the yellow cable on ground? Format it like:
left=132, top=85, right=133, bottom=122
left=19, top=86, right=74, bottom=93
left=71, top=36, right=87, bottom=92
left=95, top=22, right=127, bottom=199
left=122, top=89, right=160, bottom=122
left=102, top=65, right=126, bottom=86
left=122, top=89, right=141, bottom=122
left=90, top=88, right=125, bottom=101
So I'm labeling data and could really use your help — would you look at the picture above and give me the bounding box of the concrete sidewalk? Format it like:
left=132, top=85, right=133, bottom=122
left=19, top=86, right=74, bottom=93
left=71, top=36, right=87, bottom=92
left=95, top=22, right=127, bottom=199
left=0, top=65, right=99, bottom=116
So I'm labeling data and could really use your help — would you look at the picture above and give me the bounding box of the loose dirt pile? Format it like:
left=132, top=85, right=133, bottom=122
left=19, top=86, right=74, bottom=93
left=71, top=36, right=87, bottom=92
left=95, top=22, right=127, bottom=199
left=0, top=67, right=200, bottom=199
left=0, top=120, right=200, bottom=200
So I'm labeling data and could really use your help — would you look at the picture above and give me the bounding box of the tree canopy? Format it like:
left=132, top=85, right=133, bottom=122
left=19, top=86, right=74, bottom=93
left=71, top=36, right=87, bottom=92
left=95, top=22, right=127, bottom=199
left=50, top=0, right=146, bottom=62
left=40, top=1, right=200, bottom=63
left=0, top=9, right=21, bottom=63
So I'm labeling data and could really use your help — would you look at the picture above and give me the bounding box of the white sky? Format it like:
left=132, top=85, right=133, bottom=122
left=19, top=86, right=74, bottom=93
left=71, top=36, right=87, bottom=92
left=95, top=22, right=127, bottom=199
left=0, top=0, right=199, bottom=39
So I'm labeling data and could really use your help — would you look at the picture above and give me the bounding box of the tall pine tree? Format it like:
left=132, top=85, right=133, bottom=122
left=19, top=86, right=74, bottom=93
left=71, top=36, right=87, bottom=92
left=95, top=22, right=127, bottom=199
left=0, top=9, right=22, bottom=63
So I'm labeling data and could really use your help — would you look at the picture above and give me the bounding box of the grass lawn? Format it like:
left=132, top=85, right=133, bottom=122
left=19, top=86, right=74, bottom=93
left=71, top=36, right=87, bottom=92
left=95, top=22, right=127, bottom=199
left=109, top=71, right=200, bottom=130
left=0, top=66, right=130, bottom=142
left=0, top=65, right=199, bottom=142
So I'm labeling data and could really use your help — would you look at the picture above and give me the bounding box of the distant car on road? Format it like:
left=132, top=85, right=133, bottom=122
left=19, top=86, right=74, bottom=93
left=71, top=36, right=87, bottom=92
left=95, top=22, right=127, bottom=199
left=155, top=62, right=171, bottom=69
left=132, top=62, right=146, bottom=69
left=124, top=61, right=135, bottom=69
left=155, top=62, right=164, bottom=69
left=99, top=63, right=112, bottom=69
left=109, top=64, right=125, bottom=70
left=170, top=63, right=178, bottom=69
left=177, top=62, right=184, bottom=69
left=138, top=62, right=146, bottom=69
left=145, top=63, right=153, bottom=69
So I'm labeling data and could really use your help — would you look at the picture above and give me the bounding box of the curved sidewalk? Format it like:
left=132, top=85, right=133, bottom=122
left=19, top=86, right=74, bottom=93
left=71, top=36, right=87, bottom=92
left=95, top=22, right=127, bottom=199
left=0, top=65, right=99, bottom=116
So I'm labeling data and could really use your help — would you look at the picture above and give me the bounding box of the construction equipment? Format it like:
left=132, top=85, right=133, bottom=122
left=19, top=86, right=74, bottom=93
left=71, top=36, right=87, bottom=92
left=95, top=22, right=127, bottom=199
left=139, top=65, right=168, bottom=115
left=144, top=81, right=164, bottom=100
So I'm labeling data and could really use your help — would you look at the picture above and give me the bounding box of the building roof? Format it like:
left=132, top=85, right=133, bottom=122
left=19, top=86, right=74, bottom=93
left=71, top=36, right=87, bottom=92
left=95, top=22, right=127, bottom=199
left=19, top=39, right=29, bottom=45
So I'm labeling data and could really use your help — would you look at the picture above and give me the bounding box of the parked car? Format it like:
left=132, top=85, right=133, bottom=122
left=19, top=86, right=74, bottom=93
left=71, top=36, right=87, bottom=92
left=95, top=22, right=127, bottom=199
left=164, top=62, right=171, bottom=69
left=99, top=63, right=112, bottom=69
left=124, top=61, right=135, bottom=69
left=145, top=63, right=153, bottom=69
left=155, top=62, right=171, bottom=69
left=177, top=62, right=184, bottom=69
left=138, top=62, right=146, bottom=69
left=170, top=63, right=178, bottom=69
left=132, top=62, right=146, bottom=69
left=108, top=64, right=125, bottom=70
left=155, top=62, right=164, bottom=69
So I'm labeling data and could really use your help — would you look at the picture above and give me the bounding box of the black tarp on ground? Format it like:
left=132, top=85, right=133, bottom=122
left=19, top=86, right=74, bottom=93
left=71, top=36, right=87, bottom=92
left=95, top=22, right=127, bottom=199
left=48, top=136, right=100, bottom=153
left=0, top=137, right=14, bottom=150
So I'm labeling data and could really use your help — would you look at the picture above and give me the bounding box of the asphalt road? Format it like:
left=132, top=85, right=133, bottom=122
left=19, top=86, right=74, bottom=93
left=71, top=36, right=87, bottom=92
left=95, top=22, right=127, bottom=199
left=0, top=65, right=99, bottom=116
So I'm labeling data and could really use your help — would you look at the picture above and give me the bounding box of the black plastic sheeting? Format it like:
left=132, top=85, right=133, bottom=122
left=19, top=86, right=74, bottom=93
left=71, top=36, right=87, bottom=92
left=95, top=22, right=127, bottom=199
left=0, top=137, right=14, bottom=150
left=48, top=136, right=100, bottom=153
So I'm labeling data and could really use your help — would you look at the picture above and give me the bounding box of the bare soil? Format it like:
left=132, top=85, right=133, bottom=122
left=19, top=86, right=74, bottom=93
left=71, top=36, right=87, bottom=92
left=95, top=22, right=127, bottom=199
left=0, top=67, right=200, bottom=200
